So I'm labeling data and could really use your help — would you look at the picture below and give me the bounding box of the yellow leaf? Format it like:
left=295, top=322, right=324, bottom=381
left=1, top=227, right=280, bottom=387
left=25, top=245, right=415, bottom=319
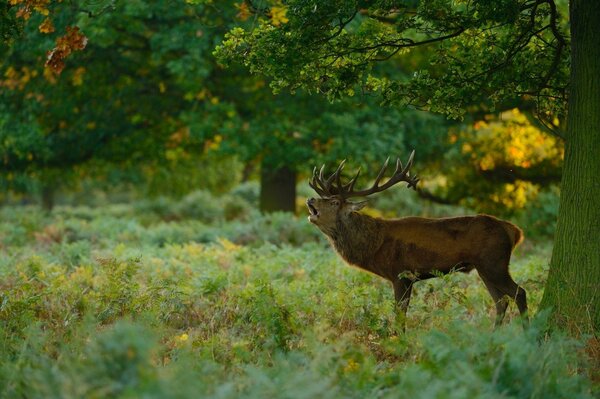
left=177, top=333, right=189, bottom=342
left=34, top=6, right=50, bottom=16
left=39, top=18, right=54, bottom=34
left=270, top=5, right=289, bottom=26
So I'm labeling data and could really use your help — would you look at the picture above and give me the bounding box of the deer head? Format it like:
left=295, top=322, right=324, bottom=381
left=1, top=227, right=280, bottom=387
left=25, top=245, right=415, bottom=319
left=306, top=151, right=419, bottom=232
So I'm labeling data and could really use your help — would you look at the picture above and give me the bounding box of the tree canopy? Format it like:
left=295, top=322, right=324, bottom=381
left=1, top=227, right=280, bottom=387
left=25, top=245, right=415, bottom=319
left=1, top=0, right=445, bottom=211
left=216, top=0, right=568, bottom=128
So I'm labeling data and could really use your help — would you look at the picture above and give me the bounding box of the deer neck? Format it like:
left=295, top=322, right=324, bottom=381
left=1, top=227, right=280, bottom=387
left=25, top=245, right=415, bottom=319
left=327, top=212, right=384, bottom=268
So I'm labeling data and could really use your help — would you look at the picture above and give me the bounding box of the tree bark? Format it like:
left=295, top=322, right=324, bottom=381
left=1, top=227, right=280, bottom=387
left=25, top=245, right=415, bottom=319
left=259, top=161, right=297, bottom=213
left=541, top=0, right=600, bottom=334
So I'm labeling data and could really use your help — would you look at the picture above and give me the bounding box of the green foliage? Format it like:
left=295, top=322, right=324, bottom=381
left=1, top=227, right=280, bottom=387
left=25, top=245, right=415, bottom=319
left=514, top=186, right=560, bottom=237
left=0, top=0, right=239, bottom=196
left=370, top=184, right=470, bottom=218
left=0, top=3, right=21, bottom=43
left=396, top=314, right=590, bottom=398
left=216, top=0, right=569, bottom=122
left=173, top=190, right=226, bottom=223
left=229, top=181, right=260, bottom=206
left=446, top=110, right=562, bottom=212
left=1, top=0, right=450, bottom=213
left=168, top=189, right=252, bottom=223
left=0, top=202, right=596, bottom=398
left=143, top=154, right=244, bottom=198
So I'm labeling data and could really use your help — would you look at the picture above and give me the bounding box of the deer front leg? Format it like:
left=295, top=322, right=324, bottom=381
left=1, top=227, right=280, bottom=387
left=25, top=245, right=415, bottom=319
left=392, top=278, right=413, bottom=332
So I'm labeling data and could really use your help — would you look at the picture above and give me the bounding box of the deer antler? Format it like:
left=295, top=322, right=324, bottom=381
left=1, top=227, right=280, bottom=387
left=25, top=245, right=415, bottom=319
left=309, top=160, right=346, bottom=197
left=310, top=150, right=419, bottom=199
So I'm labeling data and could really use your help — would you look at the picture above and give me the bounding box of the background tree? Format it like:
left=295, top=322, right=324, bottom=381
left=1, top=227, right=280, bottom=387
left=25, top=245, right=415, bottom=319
left=0, top=1, right=235, bottom=208
left=215, top=0, right=598, bottom=333
left=2, top=0, right=450, bottom=214
left=188, top=80, right=448, bottom=212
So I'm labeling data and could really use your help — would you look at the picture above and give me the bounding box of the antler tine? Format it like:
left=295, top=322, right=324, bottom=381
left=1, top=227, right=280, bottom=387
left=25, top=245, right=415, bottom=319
left=342, top=167, right=361, bottom=192
left=333, top=160, right=346, bottom=190
left=399, top=150, right=419, bottom=190
left=325, top=159, right=346, bottom=187
left=310, top=161, right=348, bottom=198
left=308, top=151, right=419, bottom=199
left=318, top=164, right=326, bottom=182
left=338, top=151, right=419, bottom=198
left=372, top=157, right=390, bottom=188
left=406, top=174, right=419, bottom=190
left=402, top=150, right=415, bottom=175
left=320, top=164, right=333, bottom=193
left=393, top=157, right=402, bottom=175
left=309, top=165, right=330, bottom=197
left=314, top=160, right=346, bottom=196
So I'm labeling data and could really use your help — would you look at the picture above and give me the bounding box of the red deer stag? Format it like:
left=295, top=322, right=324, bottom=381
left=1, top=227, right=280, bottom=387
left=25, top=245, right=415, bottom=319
left=306, top=151, right=528, bottom=328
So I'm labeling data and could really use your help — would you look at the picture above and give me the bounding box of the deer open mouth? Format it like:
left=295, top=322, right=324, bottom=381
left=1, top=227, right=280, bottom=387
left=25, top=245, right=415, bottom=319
left=307, top=202, right=319, bottom=220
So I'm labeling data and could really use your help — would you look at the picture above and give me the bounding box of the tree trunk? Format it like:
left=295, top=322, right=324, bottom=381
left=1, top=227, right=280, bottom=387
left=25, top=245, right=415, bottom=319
left=41, top=183, right=55, bottom=212
left=541, top=0, right=600, bottom=334
left=259, top=161, right=296, bottom=213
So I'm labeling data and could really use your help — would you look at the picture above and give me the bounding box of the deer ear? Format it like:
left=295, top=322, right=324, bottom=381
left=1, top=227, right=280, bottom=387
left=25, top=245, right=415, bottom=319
left=349, top=200, right=368, bottom=212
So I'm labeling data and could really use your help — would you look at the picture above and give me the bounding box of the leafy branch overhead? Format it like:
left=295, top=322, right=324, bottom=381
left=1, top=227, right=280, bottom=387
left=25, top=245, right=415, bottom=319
left=215, top=0, right=569, bottom=123
left=45, top=26, right=87, bottom=74
left=6, top=0, right=112, bottom=73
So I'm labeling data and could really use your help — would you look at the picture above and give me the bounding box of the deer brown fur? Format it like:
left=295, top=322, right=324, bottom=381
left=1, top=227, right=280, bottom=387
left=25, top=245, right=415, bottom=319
left=307, top=153, right=528, bottom=328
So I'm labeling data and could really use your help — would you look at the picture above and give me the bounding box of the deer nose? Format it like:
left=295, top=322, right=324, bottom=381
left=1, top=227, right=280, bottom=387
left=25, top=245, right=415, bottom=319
left=307, top=198, right=315, bottom=204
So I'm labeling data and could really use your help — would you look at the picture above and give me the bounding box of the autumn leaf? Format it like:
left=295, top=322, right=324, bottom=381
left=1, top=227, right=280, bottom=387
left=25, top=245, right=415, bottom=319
left=39, top=18, right=55, bottom=34
left=270, top=5, right=288, bottom=26
left=11, top=0, right=51, bottom=20
left=45, top=26, right=88, bottom=74
left=0, top=66, right=37, bottom=91
left=235, top=2, right=251, bottom=21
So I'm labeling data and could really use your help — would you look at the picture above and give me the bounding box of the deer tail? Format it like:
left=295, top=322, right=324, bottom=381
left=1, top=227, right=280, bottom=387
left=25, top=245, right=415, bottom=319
left=500, top=220, right=524, bottom=250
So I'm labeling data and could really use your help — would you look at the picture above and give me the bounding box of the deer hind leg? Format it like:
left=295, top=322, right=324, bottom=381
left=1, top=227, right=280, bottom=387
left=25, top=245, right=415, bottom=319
left=392, top=278, right=413, bottom=332
left=478, top=273, right=510, bottom=327
left=478, top=267, right=529, bottom=329
left=497, top=278, right=528, bottom=328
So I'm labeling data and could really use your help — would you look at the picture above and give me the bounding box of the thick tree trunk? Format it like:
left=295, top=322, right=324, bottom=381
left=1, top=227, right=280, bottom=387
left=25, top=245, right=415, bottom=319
left=541, top=0, right=600, bottom=333
left=259, top=161, right=297, bottom=213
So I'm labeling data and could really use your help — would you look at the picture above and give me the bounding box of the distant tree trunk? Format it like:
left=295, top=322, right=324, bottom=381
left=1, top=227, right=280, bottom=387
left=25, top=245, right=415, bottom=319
left=541, top=0, right=600, bottom=334
left=259, top=160, right=296, bottom=213
left=41, top=184, right=55, bottom=212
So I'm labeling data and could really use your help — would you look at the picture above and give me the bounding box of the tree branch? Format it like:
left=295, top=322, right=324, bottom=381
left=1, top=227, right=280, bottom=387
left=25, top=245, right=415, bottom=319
left=537, top=0, right=567, bottom=91
left=347, top=28, right=467, bottom=54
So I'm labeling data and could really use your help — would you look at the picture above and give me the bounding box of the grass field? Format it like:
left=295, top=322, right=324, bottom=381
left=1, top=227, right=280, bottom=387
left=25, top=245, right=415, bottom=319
left=0, top=201, right=596, bottom=398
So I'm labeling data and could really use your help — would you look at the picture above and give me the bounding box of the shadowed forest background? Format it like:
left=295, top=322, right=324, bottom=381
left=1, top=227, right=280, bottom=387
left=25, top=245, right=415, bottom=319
left=0, top=1, right=598, bottom=398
